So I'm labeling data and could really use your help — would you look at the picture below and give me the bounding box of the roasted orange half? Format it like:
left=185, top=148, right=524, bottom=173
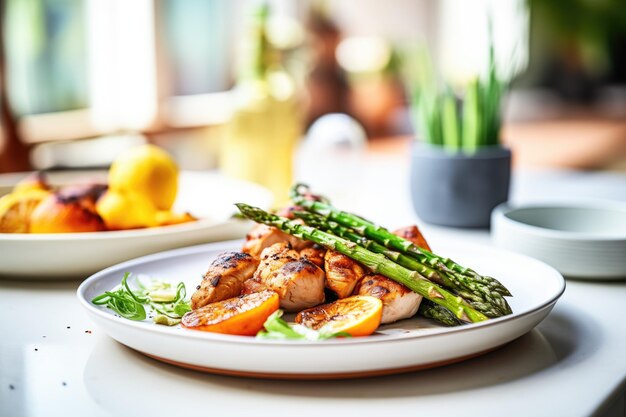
left=295, top=295, right=383, bottom=337
left=0, top=189, right=50, bottom=233
left=181, top=290, right=279, bottom=336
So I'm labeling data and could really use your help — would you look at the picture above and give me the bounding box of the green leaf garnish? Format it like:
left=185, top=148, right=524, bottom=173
left=153, top=314, right=181, bottom=326
left=91, top=273, right=147, bottom=321
left=256, top=310, right=351, bottom=341
left=173, top=302, right=191, bottom=317
left=92, top=273, right=191, bottom=326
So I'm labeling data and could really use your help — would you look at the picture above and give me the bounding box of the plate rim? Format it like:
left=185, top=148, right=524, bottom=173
left=140, top=345, right=504, bottom=379
left=77, top=239, right=566, bottom=347
left=0, top=217, right=244, bottom=241
left=493, top=201, right=626, bottom=242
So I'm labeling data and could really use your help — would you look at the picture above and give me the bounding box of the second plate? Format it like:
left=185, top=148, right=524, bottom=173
left=0, top=171, right=272, bottom=278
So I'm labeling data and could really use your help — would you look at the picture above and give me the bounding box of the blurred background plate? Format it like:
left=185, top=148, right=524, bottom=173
left=0, top=171, right=273, bottom=279
left=491, top=201, right=626, bottom=280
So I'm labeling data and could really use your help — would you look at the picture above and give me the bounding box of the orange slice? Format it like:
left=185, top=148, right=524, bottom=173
left=0, top=189, right=51, bottom=233
left=295, top=295, right=383, bottom=337
left=182, top=290, right=279, bottom=336
left=30, top=194, right=106, bottom=233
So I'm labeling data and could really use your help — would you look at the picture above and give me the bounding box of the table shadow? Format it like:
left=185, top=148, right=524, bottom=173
left=81, top=311, right=600, bottom=417
left=536, top=304, right=603, bottom=365
left=0, top=278, right=81, bottom=294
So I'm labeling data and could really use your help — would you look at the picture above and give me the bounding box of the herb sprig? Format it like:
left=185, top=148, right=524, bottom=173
left=92, top=273, right=191, bottom=325
left=256, top=310, right=351, bottom=341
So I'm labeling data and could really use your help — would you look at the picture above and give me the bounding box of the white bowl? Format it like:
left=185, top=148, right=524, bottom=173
left=491, top=201, right=626, bottom=280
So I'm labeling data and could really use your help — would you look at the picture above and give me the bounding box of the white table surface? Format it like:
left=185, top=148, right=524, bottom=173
left=1, top=165, right=625, bottom=417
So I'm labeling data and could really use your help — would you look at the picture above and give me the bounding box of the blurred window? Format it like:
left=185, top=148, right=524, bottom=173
left=158, top=0, right=239, bottom=127
left=160, top=0, right=234, bottom=96
left=3, top=0, right=239, bottom=143
left=5, top=0, right=88, bottom=116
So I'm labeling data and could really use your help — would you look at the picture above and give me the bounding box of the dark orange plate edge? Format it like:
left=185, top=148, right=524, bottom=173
left=139, top=344, right=503, bottom=380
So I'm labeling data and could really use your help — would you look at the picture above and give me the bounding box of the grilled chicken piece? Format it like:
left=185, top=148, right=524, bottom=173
left=265, top=260, right=325, bottom=312
left=393, top=225, right=432, bottom=251
left=253, top=242, right=325, bottom=312
left=354, top=274, right=422, bottom=324
left=243, top=223, right=311, bottom=258
left=241, top=278, right=271, bottom=295
left=299, top=244, right=326, bottom=269
left=275, top=205, right=304, bottom=219
left=190, top=252, right=259, bottom=310
left=324, top=250, right=366, bottom=298
left=253, top=242, right=300, bottom=282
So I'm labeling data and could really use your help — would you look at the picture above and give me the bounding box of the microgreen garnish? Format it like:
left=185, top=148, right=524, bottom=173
left=256, top=310, right=351, bottom=341
left=92, top=272, right=191, bottom=325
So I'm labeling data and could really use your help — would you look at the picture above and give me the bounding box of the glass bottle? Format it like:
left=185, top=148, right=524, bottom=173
left=221, top=4, right=301, bottom=205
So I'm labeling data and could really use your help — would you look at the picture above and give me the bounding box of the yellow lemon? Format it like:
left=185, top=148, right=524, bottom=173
left=96, top=190, right=158, bottom=230
left=295, top=295, right=383, bottom=337
left=108, top=144, right=178, bottom=210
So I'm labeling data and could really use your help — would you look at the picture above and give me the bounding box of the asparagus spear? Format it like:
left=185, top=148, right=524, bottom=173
left=236, top=203, right=488, bottom=323
left=418, top=299, right=462, bottom=326
left=290, top=184, right=511, bottom=298
left=293, top=210, right=508, bottom=318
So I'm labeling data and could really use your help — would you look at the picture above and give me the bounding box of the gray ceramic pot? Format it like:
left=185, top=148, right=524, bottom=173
left=410, top=144, right=511, bottom=228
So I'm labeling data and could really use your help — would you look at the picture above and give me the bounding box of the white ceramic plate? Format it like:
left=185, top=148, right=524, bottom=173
left=492, top=201, right=626, bottom=280
left=0, top=171, right=272, bottom=278
left=77, top=239, right=565, bottom=379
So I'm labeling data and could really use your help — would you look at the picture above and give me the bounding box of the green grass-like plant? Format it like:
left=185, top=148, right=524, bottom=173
left=408, top=34, right=505, bottom=153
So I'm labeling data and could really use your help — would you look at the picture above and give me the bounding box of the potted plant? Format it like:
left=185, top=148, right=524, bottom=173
left=407, top=39, right=510, bottom=228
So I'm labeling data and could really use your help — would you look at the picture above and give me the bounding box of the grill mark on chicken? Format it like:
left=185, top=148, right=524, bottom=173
left=183, top=290, right=277, bottom=328
left=253, top=242, right=300, bottom=282
left=241, top=278, right=270, bottom=295
left=190, top=251, right=259, bottom=310
left=253, top=243, right=325, bottom=312
left=280, top=259, right=318, bottom=274
left=243, top=223, right=312, bottom=258
left=212, top=251, right=252, bottom=268
left=354, top=274, right=422, bottom=324
left=367, top=285, right=390, bottom=298
left=295, top=297, right=372, bottom=330
left=299, top=245, right=326, bottom=269
left=324, top=250, right=366, bottom=298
